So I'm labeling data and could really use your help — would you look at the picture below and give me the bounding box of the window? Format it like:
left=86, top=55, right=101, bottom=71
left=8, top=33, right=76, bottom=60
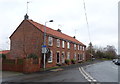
left=83, top=53, right=85, bottom=60
left=78, top=54, right=80, bottom=60
left=67, top=52, right=70, bottom=59
left=74, top=44, right=76, bottom=50
left=80, top=54, right=83, bottom=60
left=48, top=36, right=53, bottom=46
left=80, top=46, right=82, bottom=50
left=56, top=39, right=60, bottom=47
left=61, top=52, right=65, bottom=63
left=48, top=51, right=53, bottom=63
left=62, top=41, right=65, bottom=48
left=67, top=42, right=70, bottom=49
left=78, top=45, right=79, bottom=50
left=74, top=52, right=76, bottom=60
left=83, top=47, right=85, bottom=51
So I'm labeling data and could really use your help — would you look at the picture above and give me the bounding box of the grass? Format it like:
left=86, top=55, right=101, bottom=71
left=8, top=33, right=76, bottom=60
left=40, top=66, right=60, bottom=71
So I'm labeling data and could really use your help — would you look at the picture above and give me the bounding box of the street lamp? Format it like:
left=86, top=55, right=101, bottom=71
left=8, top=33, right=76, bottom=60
left=43, top=20, right=53, bottom=70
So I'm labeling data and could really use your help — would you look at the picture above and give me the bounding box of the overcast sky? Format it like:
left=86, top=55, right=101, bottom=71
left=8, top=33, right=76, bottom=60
left=0, top=0, right=119, bottom=53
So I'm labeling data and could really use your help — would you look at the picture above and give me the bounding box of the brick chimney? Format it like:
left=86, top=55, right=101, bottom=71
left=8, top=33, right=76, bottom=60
left=24, top=14, right=29, bottom=20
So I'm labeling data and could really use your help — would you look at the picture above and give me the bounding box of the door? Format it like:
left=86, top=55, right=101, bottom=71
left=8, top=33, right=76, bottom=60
left=56, top=52, right=60, bottom=63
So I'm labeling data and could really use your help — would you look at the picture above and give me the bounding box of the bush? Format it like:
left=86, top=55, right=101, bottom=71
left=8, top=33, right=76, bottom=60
left=56, top=64, right=62, bottom=66
left=65, top=59, right=71, bottom=64
left=27, top=53, right=38, bottom=59
left=0, top=54, right=6, bottom=59
left=71, top=59, right=76, bottom=64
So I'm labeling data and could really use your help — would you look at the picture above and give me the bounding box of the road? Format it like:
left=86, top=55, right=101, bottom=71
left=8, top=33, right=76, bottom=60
left=2, top=60, right=119, bottom=83
left=83, top=61, right=118, bottom=82
left=2, top=67, right=87, bottom=82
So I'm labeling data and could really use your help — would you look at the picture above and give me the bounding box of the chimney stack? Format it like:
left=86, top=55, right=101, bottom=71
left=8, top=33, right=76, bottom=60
left=24, top=14, right=29, bottom=20
left=73, top=36, right=76, bottom=39
left=57, top=29, right=61, bottom=32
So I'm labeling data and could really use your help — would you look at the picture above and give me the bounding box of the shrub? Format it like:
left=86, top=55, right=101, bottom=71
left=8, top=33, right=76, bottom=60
left=56, top=64, right=62, bottom=66
left=71, top=59, right=76, bottom=64
left=65, top=59, right=71, bottom=64
left=0, top=54, right=6, bottom=59
left=27, top=53, right=38, bottom=59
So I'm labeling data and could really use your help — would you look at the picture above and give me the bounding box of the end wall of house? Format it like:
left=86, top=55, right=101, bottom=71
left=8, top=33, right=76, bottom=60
left=9, top=20, right=43, bottom=59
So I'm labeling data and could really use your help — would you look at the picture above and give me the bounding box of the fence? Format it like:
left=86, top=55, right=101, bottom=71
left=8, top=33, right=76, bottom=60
left=2, top=58, right=41, bottom=73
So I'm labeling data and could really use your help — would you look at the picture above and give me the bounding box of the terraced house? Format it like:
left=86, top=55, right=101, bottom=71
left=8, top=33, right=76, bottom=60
left=8, top=14, right=86, bottom=68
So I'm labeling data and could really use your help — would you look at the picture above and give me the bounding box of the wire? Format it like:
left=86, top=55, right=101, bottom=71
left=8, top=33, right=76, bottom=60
left=83, top=0, right=91, bottom=43
left=83, top=0, right=93, bottom=57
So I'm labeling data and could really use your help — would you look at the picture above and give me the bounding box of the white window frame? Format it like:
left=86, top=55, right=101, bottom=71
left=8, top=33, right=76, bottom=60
left=78, top=45, right=79, bottom=50
left=74, top=52, right=76, bottom=60
left=83, top=53, right=85, bottom=60
left=61, top=52, right=65, bottom=63
left=62, top=41, right=65, bottom=48
left=80, top=54, right=83, bottom=60
left=48, top=36, right=53, bottom=46
left=83, top=47, right=85, bottom=51
left=80, top=46, right=82, bottom=50
left=78, top=53, right=79, bottom=60
left=56, top=39, right=60, bottom=47
left=67, top=42, right=70, bottom=49
left=74, top=44, right=76, bottom=50
left=67, top=52, right=70, bottom=59
left=48, top=50, right=53, bottom=63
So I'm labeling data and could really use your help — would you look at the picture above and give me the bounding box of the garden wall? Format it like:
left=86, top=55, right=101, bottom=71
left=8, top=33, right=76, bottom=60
left=2, top=58, right=41, bottom=73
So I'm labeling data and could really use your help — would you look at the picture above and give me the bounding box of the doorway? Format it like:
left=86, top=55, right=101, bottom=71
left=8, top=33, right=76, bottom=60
left=56, top=52, right=60, bottom=64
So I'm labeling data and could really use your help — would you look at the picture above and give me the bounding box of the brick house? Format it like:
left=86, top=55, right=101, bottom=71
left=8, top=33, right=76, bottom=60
left=8, top=14, right=86, bottom=68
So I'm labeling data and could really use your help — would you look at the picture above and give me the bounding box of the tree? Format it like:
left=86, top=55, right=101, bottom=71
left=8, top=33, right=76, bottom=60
left=104, top=45, right=117, bottom=59
left=86, top=42, right=95, bottom=58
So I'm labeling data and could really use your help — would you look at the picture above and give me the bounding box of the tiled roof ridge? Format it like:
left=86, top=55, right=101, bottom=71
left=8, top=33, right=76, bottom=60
left=27, top=20, right=85, bottom=46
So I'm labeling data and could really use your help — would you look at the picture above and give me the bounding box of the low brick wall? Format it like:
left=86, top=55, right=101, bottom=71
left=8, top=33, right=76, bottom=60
left=2, top=58, right=41, bottom=73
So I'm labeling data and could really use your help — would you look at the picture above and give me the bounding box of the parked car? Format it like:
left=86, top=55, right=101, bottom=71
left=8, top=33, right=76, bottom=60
left=112, top=59, right=116, bottom=62
left=114, top=59, right=120, bottom=65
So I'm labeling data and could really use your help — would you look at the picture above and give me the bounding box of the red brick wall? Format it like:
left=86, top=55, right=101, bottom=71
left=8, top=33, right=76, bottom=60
left=45, top=35, right=86, bottom=68
left=9, top=20, right=43, bottom=59
left=2, top=58, right=41, bottom=73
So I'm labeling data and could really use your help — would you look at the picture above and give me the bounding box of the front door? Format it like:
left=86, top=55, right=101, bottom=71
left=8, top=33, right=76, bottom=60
left=56, top=52, right=60, bottom=63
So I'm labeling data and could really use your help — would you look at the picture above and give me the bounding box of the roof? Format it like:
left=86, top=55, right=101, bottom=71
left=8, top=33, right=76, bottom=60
left=28, top=20, right=86, bottom=46
left=0, top=50, right=10, bottom=54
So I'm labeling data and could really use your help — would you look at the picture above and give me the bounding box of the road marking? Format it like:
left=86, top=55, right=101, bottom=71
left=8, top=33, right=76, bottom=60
left=79, top=67, right=97, bottom=82
left=112, top=66, right=118, bottom=70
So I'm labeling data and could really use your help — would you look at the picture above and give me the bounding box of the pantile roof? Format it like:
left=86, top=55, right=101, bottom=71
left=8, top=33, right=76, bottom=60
left=28, top=20, right=85, bottom=46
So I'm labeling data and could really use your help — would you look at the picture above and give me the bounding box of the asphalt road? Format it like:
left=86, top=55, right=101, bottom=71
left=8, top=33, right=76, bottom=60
left=3, top=67, right=87, bottom=82
left=83, top=61, right=118, bottom=82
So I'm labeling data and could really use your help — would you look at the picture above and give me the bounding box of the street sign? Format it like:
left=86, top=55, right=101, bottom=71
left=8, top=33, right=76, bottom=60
left=46, top=48, right=50, bottom=53
left=42, top=47, right=50, bottom=53
left=42, top=47, right=47, bottom=53
left=42, top=45, right=47, bottom=48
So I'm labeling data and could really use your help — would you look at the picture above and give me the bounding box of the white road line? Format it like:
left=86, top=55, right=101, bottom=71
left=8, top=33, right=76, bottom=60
left=78, top=67, right=90, bottom=81
left=78, top=67, right=97, bottom=82
left=112, top=66, right=118, bottom=70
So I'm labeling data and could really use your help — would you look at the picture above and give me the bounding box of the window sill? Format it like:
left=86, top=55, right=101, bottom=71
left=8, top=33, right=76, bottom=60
left=48, top=61, right=52, bottom=63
